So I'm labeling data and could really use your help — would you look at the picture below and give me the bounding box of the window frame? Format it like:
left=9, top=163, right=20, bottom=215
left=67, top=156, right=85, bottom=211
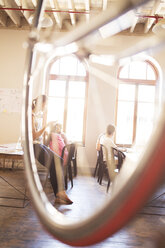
left=115, top=60, right=158, bottom=147
left=45, top=55, right=89, bottom=145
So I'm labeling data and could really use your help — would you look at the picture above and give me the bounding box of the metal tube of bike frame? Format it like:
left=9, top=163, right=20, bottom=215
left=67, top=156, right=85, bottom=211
left=21, top=0, right=165, bottom=246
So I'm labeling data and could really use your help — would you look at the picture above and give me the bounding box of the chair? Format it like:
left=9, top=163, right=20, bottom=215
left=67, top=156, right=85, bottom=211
left=113, top=148, right=126, bottom=171
left=93, top=145, right=110, bottom=192
left=94, top=144, right=104, bottom=178
left=61, top=143, right=77, bottom=190
left=106, top=148, right=126, bottom=191
left=96, top=145, right=119, bottom=192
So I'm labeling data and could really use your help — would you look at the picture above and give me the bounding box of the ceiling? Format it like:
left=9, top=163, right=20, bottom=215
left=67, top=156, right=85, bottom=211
left=0, top=0, right=165, bottom=35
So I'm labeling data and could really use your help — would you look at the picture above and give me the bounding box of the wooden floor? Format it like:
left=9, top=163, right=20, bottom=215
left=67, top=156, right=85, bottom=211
left=0, top=168, right=165, bottom=248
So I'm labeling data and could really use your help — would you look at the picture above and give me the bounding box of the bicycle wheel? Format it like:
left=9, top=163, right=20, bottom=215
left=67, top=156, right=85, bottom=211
left=22, top=0, right=165, bottom=246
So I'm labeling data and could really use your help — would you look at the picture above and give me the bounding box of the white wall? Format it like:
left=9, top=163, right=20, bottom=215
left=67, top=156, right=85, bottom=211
left=0, top=29, right=164, bottom=169
left=0, top=28, right=118, bottom=168
left=0, top=29, right=28, bottom=144
left=84, top=63, right=118, bottom=168
left=84, top=37, right=165, bottom=168
left=154, top=51, right=165, bottom=101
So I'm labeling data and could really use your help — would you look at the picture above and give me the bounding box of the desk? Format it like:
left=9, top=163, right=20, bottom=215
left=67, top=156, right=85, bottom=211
left=0, top=143, right=28, bottom=208
left=0, top=143, right=23, bottom=169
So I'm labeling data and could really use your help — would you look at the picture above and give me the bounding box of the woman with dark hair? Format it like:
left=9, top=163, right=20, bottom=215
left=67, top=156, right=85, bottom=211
left=32, top=95, right=73, bottom=205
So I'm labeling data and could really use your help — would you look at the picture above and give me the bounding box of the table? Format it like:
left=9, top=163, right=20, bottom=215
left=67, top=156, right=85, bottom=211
left=0, top=143, right=23, bottom=169
left=0, top=143, right=28, bottom=208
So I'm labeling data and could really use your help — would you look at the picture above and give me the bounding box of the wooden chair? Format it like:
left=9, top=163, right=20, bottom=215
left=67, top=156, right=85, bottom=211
left=94, top=144, right=104, bottom=178
left=113, top=148, right=126, bottom=171
left=93, top=145, right=110, bottom=192
left=106, top=148, right=126, bottom=191
left=96, top=145, right=119, bottom=192
left=61, top=143, right=77, bottom=190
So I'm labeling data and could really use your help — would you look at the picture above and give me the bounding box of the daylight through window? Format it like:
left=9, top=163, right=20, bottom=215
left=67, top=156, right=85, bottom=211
left=116, top=60, right=157, bottom=147
left=47, top=55, right=88, bottom=144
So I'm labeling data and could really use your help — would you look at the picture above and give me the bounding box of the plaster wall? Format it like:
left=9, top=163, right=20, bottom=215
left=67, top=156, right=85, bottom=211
left=0, top=30, right=164, bottom=169
left=0, top=29, right=28, bottom=144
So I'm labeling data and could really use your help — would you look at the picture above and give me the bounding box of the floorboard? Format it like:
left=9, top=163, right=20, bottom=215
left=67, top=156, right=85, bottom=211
left=0, top=168, right=165, bottom=248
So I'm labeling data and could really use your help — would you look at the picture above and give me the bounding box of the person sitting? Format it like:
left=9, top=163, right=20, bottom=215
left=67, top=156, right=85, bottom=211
left=96, top=124, right=126, bottom=159
left=96, top=124, right=117, bottom=161
left=96, top=124, right=126, bottom=182
left=32, top=95, right=73, bottom=205
left=49, top=122, right=69, bottom=166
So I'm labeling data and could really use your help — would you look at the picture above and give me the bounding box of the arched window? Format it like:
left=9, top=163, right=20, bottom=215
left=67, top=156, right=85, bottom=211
left=46, top=55, right=88, bottom=144
left=116, top=60, right=158, bottom=147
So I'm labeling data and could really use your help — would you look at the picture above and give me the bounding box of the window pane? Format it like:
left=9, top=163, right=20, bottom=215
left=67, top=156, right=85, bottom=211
left=136, top=102, right=155, bottom=145
left=77, top=60, right=86, bottom=76
left=119, top=64, right=129, bottom=78
left=50, top=60, right=60, bottom=74
left=59, top=56, right=77, bottom=75
left=47, top=98, right=65, bottom=123
left=129, top=61, right=147, bottom=79
left=66, top=99, right=85, bottom=142
left=118, top=84, right=136, bottom=101
left=138, top=85, right=155, bottom=102
left=147, top=64, right=156, bottom=80
left=116, top=101, right=134, bottom=144
left=47, top=55, right=87, bottom=144
left=49, top=80, right=66, bottom=97
left=68, top=81, right=86, bottom=98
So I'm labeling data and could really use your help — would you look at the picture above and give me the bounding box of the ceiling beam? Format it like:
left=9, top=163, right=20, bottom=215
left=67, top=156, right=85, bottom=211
left=31, top=0, right=37, bottom=6
left=0, top=10, right=7, bottom=26
left=1, top=0, right=21, bottom=26
left=130, top=16, right=139, bottom=32
left=14, top=0, right=21, bottom=7
left=102, top=0, right=107, bottom=11
left=21, top=0, right=35, bottom=25
left=49, top=0, right=62, bottom=29
left=85, top=0, right=90, bottom=21
left=68, top=0, right=76, bottom=26
left=144, top=0, right=162, bottom=33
